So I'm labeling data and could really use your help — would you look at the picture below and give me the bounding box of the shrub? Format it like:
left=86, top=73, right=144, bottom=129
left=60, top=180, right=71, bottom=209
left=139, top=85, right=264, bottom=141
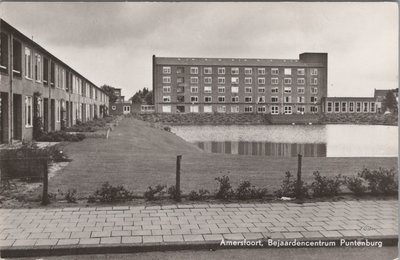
left=215, top=175, right=234, bottom=200
left=344, top=176, right=367, bottom=196
left=274, top=171, right=308, bottom=198
left=36, top=131, right=85, bottom=142
left=310, top=171, right=343, bottom=197
left=64, top=189, right=77, bottom=203
left=163, top=126, right=171, bottom=132
left=144, top=185, right=166, bottom=201
left=359, top=168, right=398, bottom=195
left=188, top=189, right=210, bottom=201
left=235, top=180, right=268, bottom=200
left=46, top=145, right=71, bottom=162
left=167, top=185, right=181, bottom=200
left=91, top=182, right=133, bottom=203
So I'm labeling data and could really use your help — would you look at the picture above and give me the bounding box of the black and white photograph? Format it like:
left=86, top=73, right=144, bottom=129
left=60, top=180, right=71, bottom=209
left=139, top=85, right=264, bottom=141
left=0, top=1, right=398, bottom=259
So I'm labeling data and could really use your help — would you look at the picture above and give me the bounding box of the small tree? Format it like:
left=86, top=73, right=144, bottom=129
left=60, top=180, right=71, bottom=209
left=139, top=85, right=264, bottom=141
left=383, top=90, right=398, bottom=113
left=100, top=85, right=118, bottom=103
left=144, top=91, right=153, bottom=105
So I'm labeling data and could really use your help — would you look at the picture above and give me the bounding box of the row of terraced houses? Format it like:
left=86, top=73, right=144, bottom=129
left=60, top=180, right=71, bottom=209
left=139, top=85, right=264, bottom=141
left=0, top=20, right=109, bottom=144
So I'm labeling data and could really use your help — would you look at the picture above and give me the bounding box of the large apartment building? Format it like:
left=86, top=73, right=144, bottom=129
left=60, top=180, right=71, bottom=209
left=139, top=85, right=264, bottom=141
left=152, top=53, right=327, bottom=114
left=0, top=20, right=109, bottom=144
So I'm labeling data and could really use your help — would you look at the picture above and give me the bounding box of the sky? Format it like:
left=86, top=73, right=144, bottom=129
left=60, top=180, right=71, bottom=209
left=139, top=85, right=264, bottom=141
left=0, top=2, right=398, bottom=99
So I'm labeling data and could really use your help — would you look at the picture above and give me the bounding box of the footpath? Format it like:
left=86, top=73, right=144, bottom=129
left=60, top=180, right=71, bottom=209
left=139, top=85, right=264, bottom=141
left=0, top=200, right=397, bottom=257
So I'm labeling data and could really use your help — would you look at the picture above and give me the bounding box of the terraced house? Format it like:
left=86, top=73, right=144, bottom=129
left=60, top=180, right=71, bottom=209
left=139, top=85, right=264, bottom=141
left=0, top=20, right=109, bottom=144
left=152, top=53, right=327, bottom=114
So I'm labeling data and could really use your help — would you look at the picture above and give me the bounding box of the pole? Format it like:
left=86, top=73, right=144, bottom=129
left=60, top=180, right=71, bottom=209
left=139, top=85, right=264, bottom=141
left=42, top=159, right=49, bottom=205
left=297, top=154, right=303, bottom=200
left=176, top=155, right=182, bottom=202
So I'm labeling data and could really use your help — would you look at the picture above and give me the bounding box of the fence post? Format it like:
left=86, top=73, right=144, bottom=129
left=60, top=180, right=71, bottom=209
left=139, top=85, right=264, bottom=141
left=297, top=154, right=303, bottom=200
left=175, top=155, right=182, bottom=202
left=42, top=159, right=49, bottom=205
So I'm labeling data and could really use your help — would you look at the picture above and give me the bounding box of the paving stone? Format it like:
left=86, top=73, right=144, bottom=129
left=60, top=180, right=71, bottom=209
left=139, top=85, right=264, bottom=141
left=320, top=231, right=342, bottom=238
left=300, top=231, right=323, bottom=238
left=152, top=229, right=171, bottom=236
left=79, top=238, right=100, bottom=245
left=143, top=235, right=163, bottom=243
left=111, top=230, right=131, bottom=237
left=282, top=232, right=304, bottom=239
left=28, top=232, right=50, bottom=239
left=57, top=239, right=80, bottom=245
left=122, top=236, right=143, bottom=244
left=0, top=239, right=15, bottom=247
left=50, top=232, right=71, bottom=239
left=243, top=232, right=263, bottom=240
left=12, top=239, right=37, bottom=247
left=132, top=230, right=152, bottom=236
left=203, top=234, right=224, bottom=241
left=183, top=234, right=204, bottom=242
left=91, top=231, right=111, bottom=238
left=223, top=233, right=245, bottom=240
left=35, top=239, right=58, bottom=246
left=100, top=237, right=121, bottom=244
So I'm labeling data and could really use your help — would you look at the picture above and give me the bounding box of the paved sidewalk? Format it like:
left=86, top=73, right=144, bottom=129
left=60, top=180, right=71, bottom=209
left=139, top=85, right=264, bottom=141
left=0, top=200, right=397, bottom=253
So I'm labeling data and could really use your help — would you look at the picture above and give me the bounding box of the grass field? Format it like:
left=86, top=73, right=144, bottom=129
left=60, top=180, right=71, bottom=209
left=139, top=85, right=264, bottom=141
left=49, top=117, right=397, bottom=198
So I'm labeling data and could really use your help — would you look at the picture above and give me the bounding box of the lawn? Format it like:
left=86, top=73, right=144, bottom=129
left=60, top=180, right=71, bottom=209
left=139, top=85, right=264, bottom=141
left=49, top=117, right=398, bottom=198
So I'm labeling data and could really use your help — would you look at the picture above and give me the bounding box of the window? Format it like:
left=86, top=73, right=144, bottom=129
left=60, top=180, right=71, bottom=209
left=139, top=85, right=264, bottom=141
left=297, top=87, right=305, bottom=94
left=218, top=77, right=225, bottom=84
left=271, top=87, right=279, bottom=93
left=111, top=105, right=116, bottom=110
left=163, top=76, right=171, bottom=84
left=176, top=67, right=184, bottom=74
left=271, top=106, right=279, bottom=114
left=43, top=57, right=48, bottom=84
left=356, top=102, right=362, bottom=112
left=284, top=87, right=292, bottom=94
left=231, top=106, right=239, bottom=113
left=190, top=105, right=199, bottom=113
left=12, top=39, right=22, bottom=76
left=327, top=102, right=333, bottom=113
left=231, top=96, right=239, bottom=102
left=245, top=96, right=252, bottom=103
left=190, top=86, right=198, bottom=93
left=284, top=68, right=292, bottom=75
left=204, top=67, right=212, bottom=74
left=257, top=96, right=266, bottom=103
left=258, top=87, right=265, bottom=93
left=245, top=87, right=252, bottom=93
left=271, top=78, right=279, bottom=85
left=177, top=105, right=185, bottom=113
left=218, top=67, right=225, bottom=75
left=231, top=86, right=239, bottom=93
left=363, top=102, right=369, bottom=112
left=244, top=106, right=253, bottom=113
left=204, top=96, right=212, bottom=103
left=204, top=105, right=212, bottom=113
left=284, top=96, right=292, bottom=103
left=163, top=96, right=171, bottom=102
left=245, top=77, right=252, bottom=84
left=284, top=106, right=292, bottom=114
left=257, top=106, right=266, bottom=113
left=311, top=68, right=318, bottom=75
left=190, top=77, right=198, bottom=84
left=258, top=68, right=265, bottom=75
left=334, top=102, right=340, bottom=112
left=34, top=54, right=42, bottom=82
left=25, top=96, right=33, bottom=127
left=349, top=102, right=354, bottom=113
left=297, top=78, right=305, bottom=85
left=24, top=47, right=32, bottom=79
left=177, top=96, right=185, bottom=103
left=0, top=32, right=8, bottom=71
left=245, top=68, right=252, bottom=75
left=191, top=96, right=198, bottom=103
left=297, top=68, right=305, bottom=75
left=218, top=87, right=225, bottom=93
left=204, top=77, right=212, bottom=84
left=271, top=68, right=279, bottom=75
left=204, top=86, right=212, bottom=93
left=190, top=67, right=198, bottom=74
left=162, top=105, right=171, bottom=113
left=231, top=67, right=239, bottom=75
left=50, top=62, right=55, bottom=85
left=370, top=102, right=376, bottom=113
left=258, top=77, right=265, bottom=85
left=341, top=102, right=347, bottom=113
left=284, top=78, right=292, bottom=85
left=163, top=86, right=171, bottom=93
left=310, top=106, right=318, bottom=113
left=123, top=106, right=131, bottom=113
left=271, top=96, right=279, bottom=103
left=218, top=96, right=225, bottom=103
left=177, top=77, right=184, bottom=83
left=297, top=96, right=305, bottom=103
left=311, top=78, right=318, bottom=85
left=162, top=66, right=171, bottom=74
left=231, top=77, right=239, bottom=84
left=311, top=87, right=318, bottom=94
left=297, top=106, right=305, bottom=113
left=311, top=96, right=318, bottom=103
left=217, top=106, right=226, bottom=113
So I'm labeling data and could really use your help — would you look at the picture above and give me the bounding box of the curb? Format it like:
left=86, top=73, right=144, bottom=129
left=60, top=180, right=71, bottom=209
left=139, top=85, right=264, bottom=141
left=1, top=236, right=398, bottom=258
